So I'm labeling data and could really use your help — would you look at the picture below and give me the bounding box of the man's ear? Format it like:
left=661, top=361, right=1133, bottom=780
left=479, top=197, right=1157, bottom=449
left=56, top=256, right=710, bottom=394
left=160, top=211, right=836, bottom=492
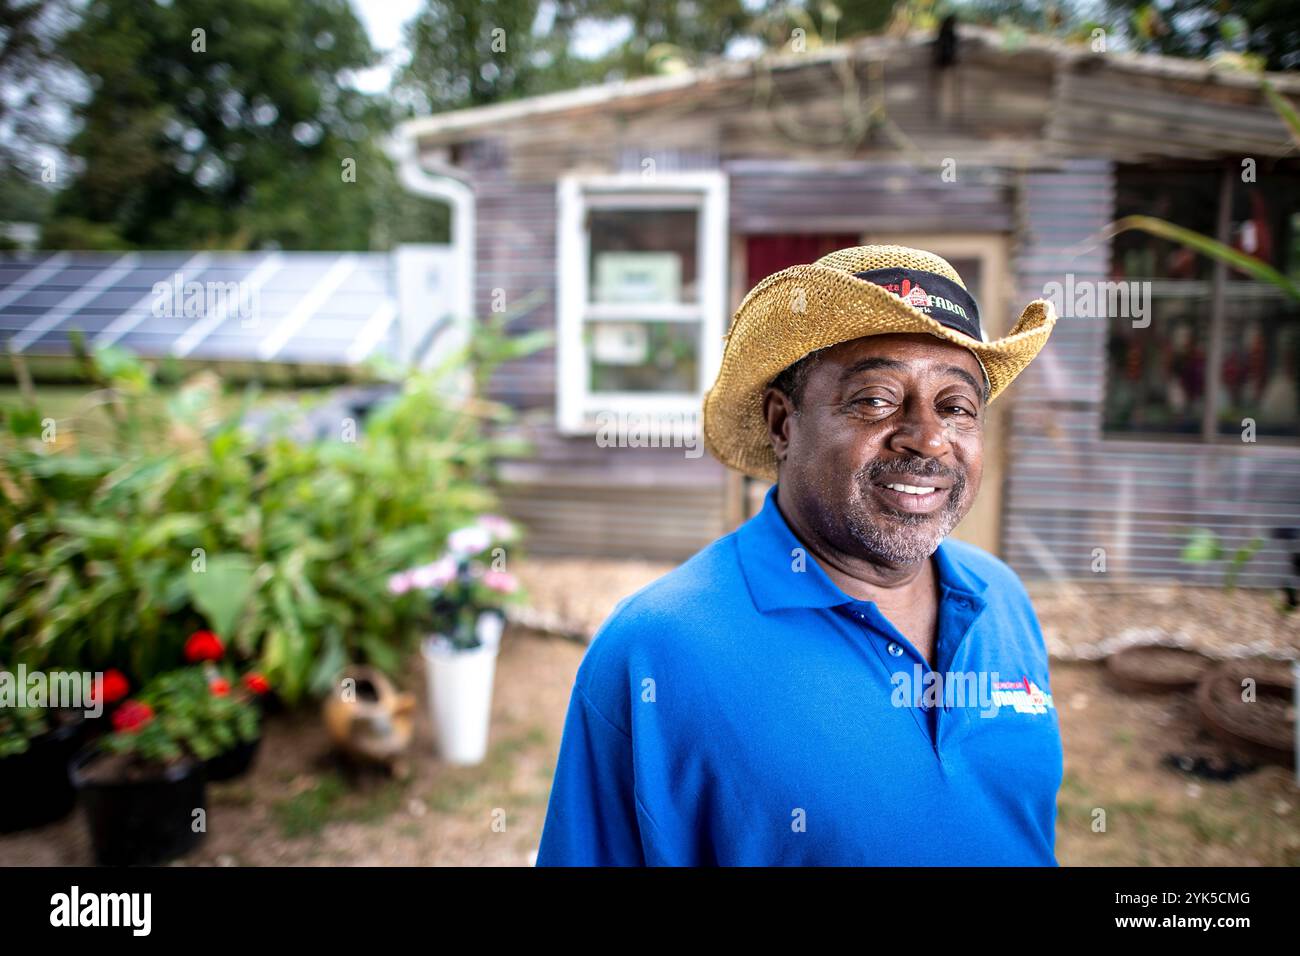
left=762, top=386, right=795, bottom=465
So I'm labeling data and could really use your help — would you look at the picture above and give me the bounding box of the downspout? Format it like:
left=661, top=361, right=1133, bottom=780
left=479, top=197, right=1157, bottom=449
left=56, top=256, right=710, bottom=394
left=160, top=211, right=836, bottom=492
left=386, top=129, right=476, bottom=370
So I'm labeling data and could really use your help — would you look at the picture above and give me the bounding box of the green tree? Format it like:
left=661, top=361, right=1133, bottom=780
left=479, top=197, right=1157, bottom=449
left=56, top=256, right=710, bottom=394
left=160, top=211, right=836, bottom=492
left=0, top=0, right=78, bottom=240
left=397, top=0, right=605, bottom=113
left=1104, top=1, right=1300, bottom=70
left=46, top=0, right=429, bottom=250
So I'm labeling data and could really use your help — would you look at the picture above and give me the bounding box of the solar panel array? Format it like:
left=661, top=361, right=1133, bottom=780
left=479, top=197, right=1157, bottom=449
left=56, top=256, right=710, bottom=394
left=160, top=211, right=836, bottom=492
left=0, top=251, right=403, bottom=367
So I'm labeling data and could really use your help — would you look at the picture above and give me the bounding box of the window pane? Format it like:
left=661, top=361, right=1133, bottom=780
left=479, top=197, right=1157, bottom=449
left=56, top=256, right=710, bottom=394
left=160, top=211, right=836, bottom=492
left=1105, top=292, right=1209, bottom=435
left=1215, top=288, right=1300, bottom=437
left=1106, top=161, right=1300, bottom=439
left=1228, top=168, right=1300, bottom=276
left=1112, top=166, right=1220, bottom=281
left=585, top=320, right=698, bottom=393
left=588, top=209, right=698, bottom=304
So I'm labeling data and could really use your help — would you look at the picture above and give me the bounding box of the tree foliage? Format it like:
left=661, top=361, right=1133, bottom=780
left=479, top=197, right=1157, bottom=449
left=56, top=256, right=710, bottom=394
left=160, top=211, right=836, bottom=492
left=44, top=0, right=440, bottom=250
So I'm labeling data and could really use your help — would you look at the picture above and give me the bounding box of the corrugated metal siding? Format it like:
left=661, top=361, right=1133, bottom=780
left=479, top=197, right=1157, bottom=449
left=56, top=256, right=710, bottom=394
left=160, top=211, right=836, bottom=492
left=497, top=481, right=726, bottom=562
left=1003, top=159, right=1300, bottom=587
left=465, top=144, right=557, bottom=412
left=727, top=159, right=1013, bottom=234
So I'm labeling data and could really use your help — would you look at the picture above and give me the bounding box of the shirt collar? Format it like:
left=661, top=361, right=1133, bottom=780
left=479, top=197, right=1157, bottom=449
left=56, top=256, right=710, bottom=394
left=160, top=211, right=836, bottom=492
left=736, top=483, right=988, bottom=614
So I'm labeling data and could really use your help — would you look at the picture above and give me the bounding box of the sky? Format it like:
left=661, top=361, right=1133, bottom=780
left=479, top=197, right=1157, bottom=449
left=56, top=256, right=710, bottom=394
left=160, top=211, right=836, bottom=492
left=350, top=0, right=423, bottom=94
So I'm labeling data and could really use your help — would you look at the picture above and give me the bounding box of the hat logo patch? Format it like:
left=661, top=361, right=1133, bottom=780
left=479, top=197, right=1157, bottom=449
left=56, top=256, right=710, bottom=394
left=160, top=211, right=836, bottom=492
left=873, top=277, right=970, bottom=323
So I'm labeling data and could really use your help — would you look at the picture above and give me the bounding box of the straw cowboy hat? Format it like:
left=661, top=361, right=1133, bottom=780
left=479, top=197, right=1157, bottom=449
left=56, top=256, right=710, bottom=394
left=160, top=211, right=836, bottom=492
left=701, top=244, right=1058, bottom=483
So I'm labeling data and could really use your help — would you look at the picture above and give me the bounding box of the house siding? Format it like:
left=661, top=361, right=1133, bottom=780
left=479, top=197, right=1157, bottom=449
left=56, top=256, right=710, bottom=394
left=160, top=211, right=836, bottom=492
left=435, top=48, right=1300, bottom=580
left=1003, top=158, right=1300, bottom=587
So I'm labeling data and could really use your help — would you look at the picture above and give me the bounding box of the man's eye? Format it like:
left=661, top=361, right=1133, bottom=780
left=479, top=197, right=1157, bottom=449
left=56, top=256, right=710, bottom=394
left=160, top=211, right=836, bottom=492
left=853, top=397, right=891, bottom=408
left=942, top=404, right=974, bottom=417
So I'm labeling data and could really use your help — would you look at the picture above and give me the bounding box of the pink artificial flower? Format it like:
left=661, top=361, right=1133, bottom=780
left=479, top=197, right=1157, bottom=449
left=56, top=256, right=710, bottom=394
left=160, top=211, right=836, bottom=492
left=411, top=555, right=457, bottom=590
left=477, top=514, right=516, bottom=541
left=447, top=525, right=492, bottom=557
left=484, top=570, right=519, bottom=594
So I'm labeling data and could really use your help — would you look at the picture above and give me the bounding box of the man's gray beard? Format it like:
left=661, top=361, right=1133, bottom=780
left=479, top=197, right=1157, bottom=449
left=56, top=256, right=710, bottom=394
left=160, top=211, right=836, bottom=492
left=844, top=479, right=967, bottom=566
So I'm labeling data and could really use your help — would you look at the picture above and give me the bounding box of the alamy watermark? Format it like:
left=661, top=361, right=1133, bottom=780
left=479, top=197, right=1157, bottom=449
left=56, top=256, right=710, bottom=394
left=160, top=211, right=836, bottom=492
left=890, top=667, right=1056, bottom=719
left=152, top=272, right=260, bottom=328
left=0, top=666, right=104, bottom=718
left=1042, top=275, right=1151, bottom=328
left=595, top=410, right=702, bottom=459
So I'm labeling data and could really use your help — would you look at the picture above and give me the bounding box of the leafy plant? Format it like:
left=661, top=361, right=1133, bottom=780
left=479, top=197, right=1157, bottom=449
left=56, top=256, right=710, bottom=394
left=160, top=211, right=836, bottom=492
left=99, top=666, right=261, bottom=766
left=1180, top=528, right=1264, bottom=590
left=0, top=312, right=549, bottom=702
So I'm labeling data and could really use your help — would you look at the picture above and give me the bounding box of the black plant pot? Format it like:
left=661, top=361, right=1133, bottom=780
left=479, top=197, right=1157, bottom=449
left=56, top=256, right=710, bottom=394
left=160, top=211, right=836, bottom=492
left=204, top=734, right=261, bottom=782
left=71, top=748, right=207, bottom=866
left=0, top=716, right=86, bottom=833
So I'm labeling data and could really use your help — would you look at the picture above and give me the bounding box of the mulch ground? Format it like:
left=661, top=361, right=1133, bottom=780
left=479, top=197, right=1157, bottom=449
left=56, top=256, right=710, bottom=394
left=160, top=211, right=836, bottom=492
left=2, top=560, right=1296, bottom=866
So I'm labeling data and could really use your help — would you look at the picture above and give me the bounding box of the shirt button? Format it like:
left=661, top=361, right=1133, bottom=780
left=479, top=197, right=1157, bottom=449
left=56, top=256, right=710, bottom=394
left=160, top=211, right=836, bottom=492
left=887, top=642, right=904, bottom=657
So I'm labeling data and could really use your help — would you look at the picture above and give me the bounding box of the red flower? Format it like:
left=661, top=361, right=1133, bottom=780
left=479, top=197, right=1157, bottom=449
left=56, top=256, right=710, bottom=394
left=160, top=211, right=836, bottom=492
left=209, top=677, right=231, bottom=697
left=93, top=669, right=130, bottom=704
left=184, top=630, right=224, bottom=663
left=242, top=673, right=270, bottom=695
left=111, top=700, right=154, bottom=734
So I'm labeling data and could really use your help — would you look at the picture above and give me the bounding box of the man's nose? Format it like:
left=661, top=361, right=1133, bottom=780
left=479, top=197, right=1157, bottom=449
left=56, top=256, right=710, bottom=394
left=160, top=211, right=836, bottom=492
left=886, top=403, right=951, bottom=459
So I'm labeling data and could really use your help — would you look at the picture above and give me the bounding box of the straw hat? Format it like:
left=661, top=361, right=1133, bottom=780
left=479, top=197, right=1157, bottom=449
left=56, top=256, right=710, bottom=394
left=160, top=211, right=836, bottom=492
left=702, top=244, right=1058, bottom=482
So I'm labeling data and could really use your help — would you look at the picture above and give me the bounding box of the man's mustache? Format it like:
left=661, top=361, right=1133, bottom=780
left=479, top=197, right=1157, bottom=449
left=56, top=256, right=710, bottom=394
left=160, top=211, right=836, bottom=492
left=858, top=457, right=967, bottom=506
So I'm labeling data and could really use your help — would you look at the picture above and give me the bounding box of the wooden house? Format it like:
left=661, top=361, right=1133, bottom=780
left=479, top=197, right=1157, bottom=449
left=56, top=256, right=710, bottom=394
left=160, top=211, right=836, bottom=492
left=397, top=23, right=1300, bottom=587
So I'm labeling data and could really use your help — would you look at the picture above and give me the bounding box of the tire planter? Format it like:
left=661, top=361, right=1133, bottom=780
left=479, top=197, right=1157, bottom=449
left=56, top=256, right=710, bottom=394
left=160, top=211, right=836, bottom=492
left=1195, top=660, right=1295, bottom=766
left=1105, top=645, right=1212, bottom=694
left=0, top=716, right=86, bottom=833
left=70, top=748, right=207, bottom=866
left=203, top=734, right=261, bottom=782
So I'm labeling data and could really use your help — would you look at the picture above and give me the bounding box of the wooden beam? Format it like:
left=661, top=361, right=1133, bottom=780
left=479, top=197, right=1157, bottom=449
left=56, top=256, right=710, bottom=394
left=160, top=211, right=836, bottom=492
left=1201, top=162, right=1233, bottom=442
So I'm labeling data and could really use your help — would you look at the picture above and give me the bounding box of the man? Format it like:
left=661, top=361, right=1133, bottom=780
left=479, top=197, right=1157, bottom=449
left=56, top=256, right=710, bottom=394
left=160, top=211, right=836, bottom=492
left=536, top=244, right=1062, bottom=866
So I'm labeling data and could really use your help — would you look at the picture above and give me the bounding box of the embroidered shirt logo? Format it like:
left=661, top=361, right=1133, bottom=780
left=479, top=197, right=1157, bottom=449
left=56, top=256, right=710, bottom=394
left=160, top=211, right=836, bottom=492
left=991, top=676, right=1055, bottom=715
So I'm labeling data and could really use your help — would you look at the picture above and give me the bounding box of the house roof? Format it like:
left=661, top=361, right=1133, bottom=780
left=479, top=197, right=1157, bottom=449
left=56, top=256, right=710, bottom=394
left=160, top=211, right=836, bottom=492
left=400, top=23, right=1300, bottom=149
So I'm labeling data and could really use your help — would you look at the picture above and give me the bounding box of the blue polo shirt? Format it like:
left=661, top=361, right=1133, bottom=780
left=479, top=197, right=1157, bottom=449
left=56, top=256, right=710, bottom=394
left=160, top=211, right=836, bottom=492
left=536, top=484, right=1063, bottom=866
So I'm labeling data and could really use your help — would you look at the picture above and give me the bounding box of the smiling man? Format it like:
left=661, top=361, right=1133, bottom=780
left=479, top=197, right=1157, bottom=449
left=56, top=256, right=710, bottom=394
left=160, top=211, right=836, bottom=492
left=536, top=245, right=1062, bottom=866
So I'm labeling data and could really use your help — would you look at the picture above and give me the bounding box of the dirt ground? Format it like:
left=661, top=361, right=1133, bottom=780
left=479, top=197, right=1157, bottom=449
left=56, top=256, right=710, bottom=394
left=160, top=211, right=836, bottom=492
left=2, top=561, right=1296, bottom=867
left=513, top=558, right=1300, bottom=662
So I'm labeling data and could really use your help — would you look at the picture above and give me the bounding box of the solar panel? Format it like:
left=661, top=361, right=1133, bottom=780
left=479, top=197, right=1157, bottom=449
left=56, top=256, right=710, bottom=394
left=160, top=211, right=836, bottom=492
left=0, top=250, right=407, bottom=367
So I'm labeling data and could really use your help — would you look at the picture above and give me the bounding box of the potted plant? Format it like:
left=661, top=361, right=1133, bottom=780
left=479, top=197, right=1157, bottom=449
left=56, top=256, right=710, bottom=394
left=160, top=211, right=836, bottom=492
left=0, top=697, right=89, bottom=832
left=0, top=665, right=126, bottom=832
left=390, top=515, right=522, bottom=766
left=71, top=665, right=261, bottom=865
left=181, top=630, right=270, bottom=781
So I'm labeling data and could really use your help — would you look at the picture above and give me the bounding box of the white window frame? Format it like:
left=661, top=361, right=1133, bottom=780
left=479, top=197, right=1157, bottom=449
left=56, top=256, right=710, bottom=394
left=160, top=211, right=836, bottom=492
left=556, top=171, right=728, bottom=434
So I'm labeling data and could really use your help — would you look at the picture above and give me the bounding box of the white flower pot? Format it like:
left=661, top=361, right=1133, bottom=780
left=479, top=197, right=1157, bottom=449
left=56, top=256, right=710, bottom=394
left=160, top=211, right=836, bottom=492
left=421, top=612, right=503, bottom=766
